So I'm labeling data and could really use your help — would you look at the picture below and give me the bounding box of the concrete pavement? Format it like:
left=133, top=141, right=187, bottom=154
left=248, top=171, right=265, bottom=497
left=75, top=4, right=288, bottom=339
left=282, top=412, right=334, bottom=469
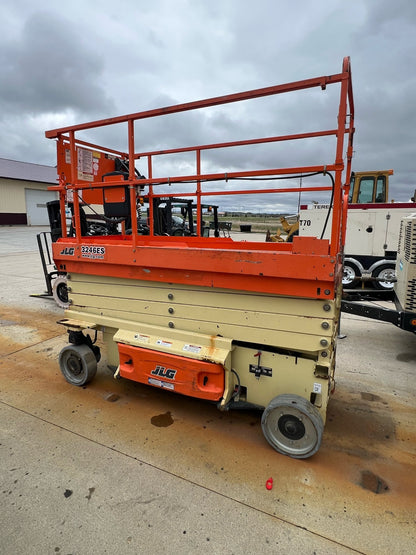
left=0, top=226, right=415, bottom=554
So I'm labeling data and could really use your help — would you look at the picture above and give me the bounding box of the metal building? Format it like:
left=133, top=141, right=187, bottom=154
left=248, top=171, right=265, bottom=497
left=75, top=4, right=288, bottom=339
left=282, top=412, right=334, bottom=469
left=0, top=158, right=58, bottom=225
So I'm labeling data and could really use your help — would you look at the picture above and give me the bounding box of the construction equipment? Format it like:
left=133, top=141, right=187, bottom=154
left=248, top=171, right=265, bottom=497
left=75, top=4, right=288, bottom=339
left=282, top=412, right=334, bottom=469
left=45, top=57, right=354, bottom=458
left=341, top=213, right=416, bottom=333
left=265, top=216, right=299, bottom=243
left=299, top=170, right=416, bottom=290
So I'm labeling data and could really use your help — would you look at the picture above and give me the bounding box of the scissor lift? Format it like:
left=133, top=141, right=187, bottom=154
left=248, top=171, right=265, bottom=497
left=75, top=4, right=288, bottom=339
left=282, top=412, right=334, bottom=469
left=45, top=57, right=354, bottom=458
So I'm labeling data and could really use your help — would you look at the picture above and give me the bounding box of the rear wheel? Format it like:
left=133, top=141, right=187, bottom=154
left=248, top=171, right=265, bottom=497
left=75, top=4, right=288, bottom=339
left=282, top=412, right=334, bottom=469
left=261, top=394, right=324, bottom=458
left=342, top=263, right=361, bottom=289
left=59, top=344, right=97, bottom=386
left=372, top=263, right=395, bottom=290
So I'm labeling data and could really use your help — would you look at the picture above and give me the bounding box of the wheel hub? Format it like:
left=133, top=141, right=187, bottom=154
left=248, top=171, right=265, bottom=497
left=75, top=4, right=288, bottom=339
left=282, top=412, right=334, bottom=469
left=59, top=344, right=98, bottom=386
left=278, top=414, right=306, bottom=440
left=67, top=355, right=83, bottom=376
left=378, top=269, right=395, bottom=288
left=261, top=394, right=324, bottom=458
left=343, top=265, right=357, bottom=286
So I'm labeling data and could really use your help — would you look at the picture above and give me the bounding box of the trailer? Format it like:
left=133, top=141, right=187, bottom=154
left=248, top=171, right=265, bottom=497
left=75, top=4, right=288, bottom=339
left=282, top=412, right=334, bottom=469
left=45, top=57, right=354, bottom=458
left=341, top=213, right=416, bottom=334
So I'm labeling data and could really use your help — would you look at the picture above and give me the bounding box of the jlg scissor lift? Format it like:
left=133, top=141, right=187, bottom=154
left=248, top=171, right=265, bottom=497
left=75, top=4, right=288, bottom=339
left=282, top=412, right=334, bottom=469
left=45, top=57, right=354, bottom=458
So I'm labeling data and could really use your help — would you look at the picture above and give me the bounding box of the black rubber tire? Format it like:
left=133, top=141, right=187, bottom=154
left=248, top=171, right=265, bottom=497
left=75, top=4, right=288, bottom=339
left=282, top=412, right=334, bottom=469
left=372, top=263, right=396, bottom=290
left=261, top=394, right=324, bottom=458
left=59, top=344, right=97, bottom=386
left=52, top=275, right=69, bottom=309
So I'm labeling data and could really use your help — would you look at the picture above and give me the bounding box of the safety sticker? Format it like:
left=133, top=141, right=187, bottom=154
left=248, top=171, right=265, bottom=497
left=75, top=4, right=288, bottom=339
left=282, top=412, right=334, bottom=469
left=77, top=147, right=94, bottom=181
left=148, top=378, right=175, bottom=390
left=156, top=339, right=172, bottom=348
left=313, top=382, right=322, bottom=394
left=183, top=344, right=202, bottom=354
left=134, top=334, right=150, bottom=343
left=92, top=151, right=100, bottom=177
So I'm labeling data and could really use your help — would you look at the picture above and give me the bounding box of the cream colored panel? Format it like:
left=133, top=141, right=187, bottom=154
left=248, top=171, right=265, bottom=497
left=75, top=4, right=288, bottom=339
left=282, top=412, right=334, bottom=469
left=69, top=291, right=333, bottom=336
left=113, top=328, right=232, bottom=365
left=69, top=274, right=336, bottom=318
left=231, top=345, right=330, bottom=421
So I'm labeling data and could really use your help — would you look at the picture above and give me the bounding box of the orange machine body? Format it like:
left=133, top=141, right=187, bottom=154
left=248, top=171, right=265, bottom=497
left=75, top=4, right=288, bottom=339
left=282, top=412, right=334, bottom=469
left=45, top=58, right=355, bottom=459
left=118, top=343, right=224, bottom=401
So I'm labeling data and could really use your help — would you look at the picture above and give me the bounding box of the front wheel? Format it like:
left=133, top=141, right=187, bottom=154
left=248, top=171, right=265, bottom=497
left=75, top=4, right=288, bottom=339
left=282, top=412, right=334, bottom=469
left=261, top=394, right=324, bottom=458
left=59, top=344, right=97, bottom=386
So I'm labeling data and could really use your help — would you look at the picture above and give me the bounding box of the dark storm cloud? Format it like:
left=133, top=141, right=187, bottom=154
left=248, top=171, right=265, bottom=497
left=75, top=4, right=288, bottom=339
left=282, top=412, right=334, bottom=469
left=345, top=0, right=416, bottom=201
left=1, top=0, right=415, bottom=209
left=0, top=11, right=114, bottom=115
left=365, top=0, right=416, bottom=26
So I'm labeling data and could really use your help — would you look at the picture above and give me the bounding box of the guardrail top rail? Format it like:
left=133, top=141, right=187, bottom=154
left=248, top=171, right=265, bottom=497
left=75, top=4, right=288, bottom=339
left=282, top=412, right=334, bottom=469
left=46, top=57, right=354, bottom=301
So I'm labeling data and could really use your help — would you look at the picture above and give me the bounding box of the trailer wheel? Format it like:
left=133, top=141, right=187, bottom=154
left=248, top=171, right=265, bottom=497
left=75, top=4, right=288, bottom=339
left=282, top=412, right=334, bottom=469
left=261, top=394, right=324, bottom=458
left=342, top=263, right=361, bottom=288
left=372, top=263, right=395, bottom=290
left=52, top=275, right=69, bottom=309
left=59, top=344, right=97, bottom=386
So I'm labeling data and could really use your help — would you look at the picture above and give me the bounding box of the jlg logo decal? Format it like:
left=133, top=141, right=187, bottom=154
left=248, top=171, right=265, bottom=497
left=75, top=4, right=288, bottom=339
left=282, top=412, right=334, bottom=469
left=59, top=247, right=75, bottom=256
left=151, top=365, right=177, bottom=380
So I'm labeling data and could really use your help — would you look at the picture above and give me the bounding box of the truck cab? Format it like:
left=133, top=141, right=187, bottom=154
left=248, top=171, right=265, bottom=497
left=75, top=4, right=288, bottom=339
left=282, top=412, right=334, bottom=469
left=348, top=170, right=393, bottom=204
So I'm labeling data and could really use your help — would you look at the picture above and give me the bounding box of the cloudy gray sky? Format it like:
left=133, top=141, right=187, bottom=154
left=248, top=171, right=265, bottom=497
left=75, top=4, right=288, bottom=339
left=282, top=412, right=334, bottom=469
left=1, top=0, right=415, bottom=211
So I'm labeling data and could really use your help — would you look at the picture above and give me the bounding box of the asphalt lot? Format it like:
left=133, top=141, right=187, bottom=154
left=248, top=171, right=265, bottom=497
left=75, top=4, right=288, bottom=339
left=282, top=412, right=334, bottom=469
left=0, top=226, right=415, bottom=554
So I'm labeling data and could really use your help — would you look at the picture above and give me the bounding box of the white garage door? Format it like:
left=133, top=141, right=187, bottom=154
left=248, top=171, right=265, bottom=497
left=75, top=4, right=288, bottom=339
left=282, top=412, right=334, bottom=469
left=25, top=189, right=58, bottom=226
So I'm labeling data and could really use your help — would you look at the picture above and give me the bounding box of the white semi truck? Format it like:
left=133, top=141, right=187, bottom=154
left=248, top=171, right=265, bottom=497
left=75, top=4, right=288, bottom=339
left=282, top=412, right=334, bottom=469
left=299, top=170, right=416, bottom=290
